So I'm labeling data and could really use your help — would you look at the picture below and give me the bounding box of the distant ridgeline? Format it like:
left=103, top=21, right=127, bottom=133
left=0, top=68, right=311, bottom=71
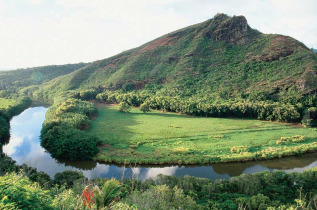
left=0, top=63, right=88, bottom=92
left=0, top=14, right=317, bottom=160
left=312, top=48, right=317, bottom=53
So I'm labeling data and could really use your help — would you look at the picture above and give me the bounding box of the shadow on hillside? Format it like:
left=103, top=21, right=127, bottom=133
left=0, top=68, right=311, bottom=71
left=89, top=107, right=141, bottom=148
left=90, top=107, right=195, bottom=147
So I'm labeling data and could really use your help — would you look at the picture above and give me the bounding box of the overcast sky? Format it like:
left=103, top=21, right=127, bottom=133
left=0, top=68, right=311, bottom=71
left=0, top=0, right=316, bottom=69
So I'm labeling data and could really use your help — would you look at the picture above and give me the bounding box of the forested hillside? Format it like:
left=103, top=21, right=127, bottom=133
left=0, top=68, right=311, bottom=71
left=0, top=63, right=87, bottom=92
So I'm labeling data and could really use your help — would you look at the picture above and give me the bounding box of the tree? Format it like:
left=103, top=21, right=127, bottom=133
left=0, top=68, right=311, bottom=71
left=94, top=179, right=123, bottom=209
left=118, top=102, right=131, bottom=112
left=140, top=103, right=150, bottom=113
left=54, top=170, right=86, bottom=188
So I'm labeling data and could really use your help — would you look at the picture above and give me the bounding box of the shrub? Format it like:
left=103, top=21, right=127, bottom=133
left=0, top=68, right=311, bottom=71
left=291, top=135, right=305, bottom=143
left=276, top=135, right=305, bottom=145
left=230, top=146, right=249, bottom=154
left=94, top=179, right=124, bottom=209
left=214, top=135, right=223, bottom=138
left=54, top=170, right=86, bottom=188
left=118, top=102, right=131, bottom=112
left=52, top=189, right=83, bottom=210
left=140, top=103, right=150, bottom=113
left=126, top=185, right=200, bottom=210
left=0, top=173, right=53, bottom=209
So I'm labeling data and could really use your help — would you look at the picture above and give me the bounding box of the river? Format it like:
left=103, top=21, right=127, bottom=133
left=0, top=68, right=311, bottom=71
left=2, top=106, right=317, bottom=180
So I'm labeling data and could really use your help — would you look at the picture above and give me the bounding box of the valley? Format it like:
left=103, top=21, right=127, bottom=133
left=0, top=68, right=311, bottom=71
left=0, top=11, right=317, bottom=209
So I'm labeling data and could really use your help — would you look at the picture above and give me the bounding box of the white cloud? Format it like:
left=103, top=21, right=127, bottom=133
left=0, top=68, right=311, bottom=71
left=0, top=1, right=7, bottom=11
left=26, top=0, right=42, bottom=5
left=144, top=166, right=178, bottom=179
left=2, top=135, right=24, bottom=155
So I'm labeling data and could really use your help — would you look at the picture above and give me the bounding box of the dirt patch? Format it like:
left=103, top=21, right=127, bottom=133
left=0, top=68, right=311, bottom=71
left=105, top=63, right=117, bottom=68
left=95, top=103, right=118, bottom=108
left=99, top=144, right=113, bottom=151
left=247, top=35, right=296, bottom=62
left=139, top=35, right=178, bottom=53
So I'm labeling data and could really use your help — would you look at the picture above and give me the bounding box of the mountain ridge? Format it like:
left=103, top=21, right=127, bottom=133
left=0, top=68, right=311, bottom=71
left=23, top=14, right=317, bottom=102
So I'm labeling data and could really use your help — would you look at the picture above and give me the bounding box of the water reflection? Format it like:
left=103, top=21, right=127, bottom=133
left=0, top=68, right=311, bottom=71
left=2, top=107, right=317, bottom=180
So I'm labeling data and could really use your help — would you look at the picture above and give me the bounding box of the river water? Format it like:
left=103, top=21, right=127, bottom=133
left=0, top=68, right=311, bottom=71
left=3, top=106, right=317, bottom=180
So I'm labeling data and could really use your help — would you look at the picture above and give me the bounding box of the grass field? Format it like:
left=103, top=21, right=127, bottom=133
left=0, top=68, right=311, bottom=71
left=0, top=98, right=16, bottom=109
left=89, top=105, right=317, bottom=164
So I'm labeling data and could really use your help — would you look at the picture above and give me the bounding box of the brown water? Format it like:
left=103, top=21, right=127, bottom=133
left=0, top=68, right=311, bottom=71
left=3, top=106, right=317, bottom=180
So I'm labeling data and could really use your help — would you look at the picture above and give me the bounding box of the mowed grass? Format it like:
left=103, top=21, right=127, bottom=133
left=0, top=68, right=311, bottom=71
left=0, top=98, right=16, bottom=109
left=89, top=105, right=317, bottom=165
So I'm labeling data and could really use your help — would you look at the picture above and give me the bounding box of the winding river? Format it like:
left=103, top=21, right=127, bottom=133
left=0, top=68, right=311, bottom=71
left=3, top=106, right=317, bottom=180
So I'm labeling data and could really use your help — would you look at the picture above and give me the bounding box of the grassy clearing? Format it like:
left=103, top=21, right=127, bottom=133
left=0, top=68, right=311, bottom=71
left=0, top=98, right=16, bottom=109
left=89, top=105, right=317, bottom=164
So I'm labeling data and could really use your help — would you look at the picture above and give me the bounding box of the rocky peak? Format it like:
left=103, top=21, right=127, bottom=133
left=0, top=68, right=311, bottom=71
left=208, top=14, right=252, bottom=45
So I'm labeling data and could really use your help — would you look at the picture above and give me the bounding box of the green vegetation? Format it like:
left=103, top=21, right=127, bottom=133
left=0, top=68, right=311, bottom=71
left=0, top=13, right=316, bottom=163
left=0, top=97, right=31, bottom=146
left=95, top=91, right=304, bottom=122
left=118, top=101, right=131, bottom=112
left=89, top=105, right=317, bottom=164
left=0, top=13, right=317, bottom=209
left=0, top=173, right=53, bottom=209
left=1, top=164, right=317, bottom=209
left=0, top=98, right=15, bottom=109
left=41, top=98, right=100, bottom=160
left=139, top=103, right=150, bottom=113
left=0, top=63, right=87, bottom=91
left=35, top=14, right=317, bottom=107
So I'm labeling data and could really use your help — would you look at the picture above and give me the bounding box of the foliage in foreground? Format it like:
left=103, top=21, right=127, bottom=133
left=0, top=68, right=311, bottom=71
left=1, top=167, right=317, bottom=209
left=0, top=172, right=53, bottom=209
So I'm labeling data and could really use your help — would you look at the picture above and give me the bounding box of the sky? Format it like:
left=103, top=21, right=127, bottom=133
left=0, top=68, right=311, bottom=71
left=0, top=0, right=316, bottom=70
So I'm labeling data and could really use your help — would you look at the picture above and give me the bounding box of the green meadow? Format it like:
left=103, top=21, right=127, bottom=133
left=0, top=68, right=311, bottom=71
left=89, top=105, right=317, bottom=164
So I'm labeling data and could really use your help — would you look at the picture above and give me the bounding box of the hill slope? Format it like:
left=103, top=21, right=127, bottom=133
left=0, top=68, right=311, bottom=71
left=0, top=63, right=88, bottom=91
left=38, top=14, right=317, bottom=101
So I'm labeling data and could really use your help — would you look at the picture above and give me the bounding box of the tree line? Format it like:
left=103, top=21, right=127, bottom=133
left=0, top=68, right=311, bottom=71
left=41, top=98, right=100, bottom=160
left=95, top=91, right=304, bottom=123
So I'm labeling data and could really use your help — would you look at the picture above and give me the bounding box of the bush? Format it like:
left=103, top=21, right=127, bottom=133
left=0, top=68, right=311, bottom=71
left=118, top=102, right=131, bottom=112
left=54, top=170, right=86, bottom=188
left=52, top=189, right=83, bottom=210
left=230, top=146, right=249, bottom=154
left=0, top=173, right=53, bottom=209
left=276, top=135, right=305, bottom=145
left=126, top=185, right=200, bottom=210
left=140, top=103, right=150, bottom=113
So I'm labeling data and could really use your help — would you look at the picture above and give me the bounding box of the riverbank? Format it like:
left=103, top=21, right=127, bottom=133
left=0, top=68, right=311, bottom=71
left=2, top=106, right=317, bottom=181
left=0, top=97, right=31, bottom=146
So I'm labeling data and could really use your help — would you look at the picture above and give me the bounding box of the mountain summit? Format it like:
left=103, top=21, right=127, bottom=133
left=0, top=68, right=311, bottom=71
left=38, top=14, right=317, bottom=101
left=206, top=13, right=256, bottom=45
